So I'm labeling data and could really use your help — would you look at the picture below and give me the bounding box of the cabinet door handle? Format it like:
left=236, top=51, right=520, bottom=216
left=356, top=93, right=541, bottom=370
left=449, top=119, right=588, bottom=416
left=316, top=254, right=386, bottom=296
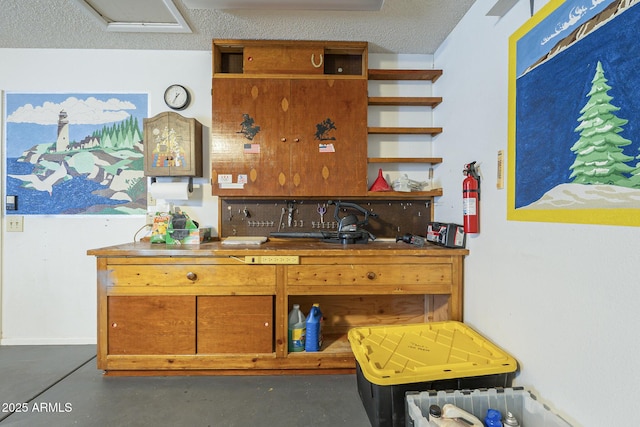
left=186, top=272, right=197, bottom=281
left=293, top=138, right=300, bottom=142
left=367, top=271, right=377, bottom=280
left=281, top=137, right=287, bottom=142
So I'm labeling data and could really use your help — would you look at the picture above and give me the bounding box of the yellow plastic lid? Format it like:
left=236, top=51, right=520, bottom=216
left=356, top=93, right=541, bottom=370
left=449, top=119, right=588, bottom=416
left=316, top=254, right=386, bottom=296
left=348, top=321, right=518, bottom=386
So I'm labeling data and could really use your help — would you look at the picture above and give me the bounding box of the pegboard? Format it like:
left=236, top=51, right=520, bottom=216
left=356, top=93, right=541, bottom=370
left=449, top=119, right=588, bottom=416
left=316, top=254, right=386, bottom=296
left=219, top=198, right=433, bottom=239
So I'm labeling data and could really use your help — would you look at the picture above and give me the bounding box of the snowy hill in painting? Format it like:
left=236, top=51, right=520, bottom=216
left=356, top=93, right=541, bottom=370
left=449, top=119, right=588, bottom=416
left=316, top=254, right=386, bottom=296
left=521, top=183, right=640, bottom=209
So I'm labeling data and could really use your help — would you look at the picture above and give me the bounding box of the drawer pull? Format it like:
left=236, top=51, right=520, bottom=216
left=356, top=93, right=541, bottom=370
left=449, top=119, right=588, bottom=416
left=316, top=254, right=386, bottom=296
left=186, top=272, right=197, bottom=281
left=367, top=272, right=377, bottom=280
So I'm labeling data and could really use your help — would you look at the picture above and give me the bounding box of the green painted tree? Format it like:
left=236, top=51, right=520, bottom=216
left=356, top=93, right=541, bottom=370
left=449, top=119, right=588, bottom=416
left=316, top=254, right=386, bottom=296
left=631, top=158, right=640, bottom=187
left=569, top=61, right=634, bottom=186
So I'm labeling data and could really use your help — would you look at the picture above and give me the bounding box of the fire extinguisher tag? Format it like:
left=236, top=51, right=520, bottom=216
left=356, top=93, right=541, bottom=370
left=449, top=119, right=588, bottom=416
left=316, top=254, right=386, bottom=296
left=463, top=197, right=477, bottom=216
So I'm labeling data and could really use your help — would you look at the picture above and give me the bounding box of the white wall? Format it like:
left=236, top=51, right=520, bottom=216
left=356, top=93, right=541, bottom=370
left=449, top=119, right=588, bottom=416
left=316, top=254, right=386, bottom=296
left=435, top=1, right=640, bottom=425
left=0, top=49, right=218, bottom=344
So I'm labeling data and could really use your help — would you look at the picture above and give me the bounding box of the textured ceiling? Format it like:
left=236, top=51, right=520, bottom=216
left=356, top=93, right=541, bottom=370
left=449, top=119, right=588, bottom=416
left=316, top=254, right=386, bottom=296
left=0, top=0, right=476, bottom=54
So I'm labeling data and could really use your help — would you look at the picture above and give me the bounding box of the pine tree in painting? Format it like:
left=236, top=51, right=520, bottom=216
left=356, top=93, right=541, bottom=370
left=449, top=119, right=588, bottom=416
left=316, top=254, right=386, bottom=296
left=569, top=61, right=634, bottom=186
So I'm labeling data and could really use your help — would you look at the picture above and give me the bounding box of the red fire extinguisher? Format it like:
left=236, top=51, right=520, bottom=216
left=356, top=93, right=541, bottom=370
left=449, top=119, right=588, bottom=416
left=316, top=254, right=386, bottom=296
left=463, top=161, right=480, bottom=234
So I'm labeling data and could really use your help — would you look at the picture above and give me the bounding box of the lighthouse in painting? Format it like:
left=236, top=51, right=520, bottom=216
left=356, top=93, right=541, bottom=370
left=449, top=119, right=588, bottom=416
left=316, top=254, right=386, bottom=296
left=56, top=110, right=69, bottom=152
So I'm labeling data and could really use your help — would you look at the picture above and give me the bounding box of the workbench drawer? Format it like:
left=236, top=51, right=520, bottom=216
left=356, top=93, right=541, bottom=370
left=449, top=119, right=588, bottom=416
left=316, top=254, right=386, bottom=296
left=287, top=263, right=452, bottom=286
left=107, top=264, right=276, bottom=291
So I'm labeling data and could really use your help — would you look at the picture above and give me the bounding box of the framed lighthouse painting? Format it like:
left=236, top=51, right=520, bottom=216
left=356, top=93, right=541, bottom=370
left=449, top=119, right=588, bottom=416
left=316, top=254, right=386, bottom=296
left=5, top=93, right=148, bottom=215
left=508, top=0, right=640, bottom=227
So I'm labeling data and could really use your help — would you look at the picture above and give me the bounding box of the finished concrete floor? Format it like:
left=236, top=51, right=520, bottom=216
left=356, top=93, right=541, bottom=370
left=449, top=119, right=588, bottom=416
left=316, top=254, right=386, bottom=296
left=0, top=345, right=371, bottom=427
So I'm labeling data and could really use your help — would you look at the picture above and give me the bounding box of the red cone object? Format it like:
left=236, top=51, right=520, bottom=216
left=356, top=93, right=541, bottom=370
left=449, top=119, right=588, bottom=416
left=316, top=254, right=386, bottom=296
left=369, top=168, right=391, bottom=191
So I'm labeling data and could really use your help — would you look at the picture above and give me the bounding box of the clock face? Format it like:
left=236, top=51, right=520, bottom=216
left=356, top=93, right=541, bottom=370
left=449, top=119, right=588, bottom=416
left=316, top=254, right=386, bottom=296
left=164, top=84, right=190, bottom=110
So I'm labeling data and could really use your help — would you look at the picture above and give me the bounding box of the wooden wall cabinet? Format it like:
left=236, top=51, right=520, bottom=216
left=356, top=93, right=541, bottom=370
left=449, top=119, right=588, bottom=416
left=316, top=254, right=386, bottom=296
left=88, top=241, right=467, bottom=375
left=213, top=39, right=367, bottom=76
left=143, top=111, right=203, bottom=177
left=211, top=40, right=368, bottom=197
left=211, top=78, right=367, bottom=196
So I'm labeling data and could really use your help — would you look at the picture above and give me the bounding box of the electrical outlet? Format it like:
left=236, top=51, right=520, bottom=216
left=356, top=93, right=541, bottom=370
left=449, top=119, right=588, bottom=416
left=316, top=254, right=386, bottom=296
left=7, top=216, right=24, bottom=232
left=245, top=255, right=299, bottom=264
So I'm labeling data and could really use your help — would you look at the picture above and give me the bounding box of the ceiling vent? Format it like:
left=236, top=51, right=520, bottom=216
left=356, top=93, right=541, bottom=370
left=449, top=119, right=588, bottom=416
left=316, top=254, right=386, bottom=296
left=73, top=0, right=192, bottom=33
left=182, top=0, right=384, bottom=11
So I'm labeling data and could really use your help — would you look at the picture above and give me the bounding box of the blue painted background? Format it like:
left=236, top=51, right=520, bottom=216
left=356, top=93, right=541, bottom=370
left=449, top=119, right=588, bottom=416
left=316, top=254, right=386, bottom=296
left=514, top=1, right=640, bottom=208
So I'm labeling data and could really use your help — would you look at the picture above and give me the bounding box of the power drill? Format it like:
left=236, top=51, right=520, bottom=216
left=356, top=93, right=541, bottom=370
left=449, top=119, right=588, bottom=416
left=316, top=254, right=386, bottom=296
left=396, top=233, right=426, bottom=247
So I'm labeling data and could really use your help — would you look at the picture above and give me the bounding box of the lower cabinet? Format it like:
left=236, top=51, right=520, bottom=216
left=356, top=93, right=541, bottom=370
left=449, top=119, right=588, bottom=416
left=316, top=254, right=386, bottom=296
left=197, top=295, right=273, bottom=354
left=108, top=296, right=196, bottom=355
left=107, top=295, right=273, bottom=356
left=90, top=244, right=467, bottom=375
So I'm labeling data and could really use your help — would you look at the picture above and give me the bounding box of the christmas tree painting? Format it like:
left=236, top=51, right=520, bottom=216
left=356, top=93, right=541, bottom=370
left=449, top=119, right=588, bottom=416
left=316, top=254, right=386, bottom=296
left=569, top=61, right=635, bottom=186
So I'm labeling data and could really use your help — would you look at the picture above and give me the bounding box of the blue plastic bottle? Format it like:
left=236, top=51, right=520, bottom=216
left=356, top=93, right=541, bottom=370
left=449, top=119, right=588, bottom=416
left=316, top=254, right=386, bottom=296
left=304, top=304, right=323, bottom=352
left=484, top=409, right=503, bottom=427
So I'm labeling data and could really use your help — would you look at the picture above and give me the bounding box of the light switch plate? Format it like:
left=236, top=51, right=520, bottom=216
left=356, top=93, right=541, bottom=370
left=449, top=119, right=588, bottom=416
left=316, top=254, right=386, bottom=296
left=7, top=216, right=24, bottom=232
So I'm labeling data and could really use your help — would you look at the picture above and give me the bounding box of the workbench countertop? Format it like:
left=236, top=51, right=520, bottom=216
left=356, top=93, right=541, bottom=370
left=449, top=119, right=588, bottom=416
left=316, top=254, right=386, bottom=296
left=87, top=239, right=469, bottom=257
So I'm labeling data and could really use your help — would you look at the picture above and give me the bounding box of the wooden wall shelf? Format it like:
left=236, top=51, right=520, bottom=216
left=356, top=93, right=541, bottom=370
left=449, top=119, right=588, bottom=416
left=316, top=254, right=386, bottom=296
left=368, top=96, right=442, bottom=107
left=368, top=127, right=442, bottom=135
left=368, top=69, right=443, bottom=82
left=368, top=157, right=442, bottom=164
left=367, top=189, right=443, bottom=198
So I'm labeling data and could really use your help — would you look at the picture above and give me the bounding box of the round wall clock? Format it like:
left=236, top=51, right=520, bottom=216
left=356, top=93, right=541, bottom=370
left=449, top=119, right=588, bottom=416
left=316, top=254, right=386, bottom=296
left=164, top=84, right=191, bottom=110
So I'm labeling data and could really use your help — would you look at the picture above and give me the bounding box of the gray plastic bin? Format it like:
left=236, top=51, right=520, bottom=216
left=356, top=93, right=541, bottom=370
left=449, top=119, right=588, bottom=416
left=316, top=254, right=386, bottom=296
left=405, top=387, right=572, bottom=427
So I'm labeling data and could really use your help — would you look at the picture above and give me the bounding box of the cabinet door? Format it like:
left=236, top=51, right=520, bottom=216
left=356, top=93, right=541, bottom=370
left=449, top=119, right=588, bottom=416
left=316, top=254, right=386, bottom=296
left=289, top=79, right=368, bottom=196
left=144, top=112, right=201, bottom=177
left=108, top=296, right=196, bottom=355
left=243, top=45, right=324, bottom=75
left=197, top=296, right=273, bottom=354
left=212, top=77, right=368, bottom=196
left=212, top=78, right=290, bottom=196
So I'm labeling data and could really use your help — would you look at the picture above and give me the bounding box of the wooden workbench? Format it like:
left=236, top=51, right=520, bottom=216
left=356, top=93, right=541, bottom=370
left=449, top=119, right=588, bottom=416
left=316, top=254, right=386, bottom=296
left=88, top=240, right=468, bottom=375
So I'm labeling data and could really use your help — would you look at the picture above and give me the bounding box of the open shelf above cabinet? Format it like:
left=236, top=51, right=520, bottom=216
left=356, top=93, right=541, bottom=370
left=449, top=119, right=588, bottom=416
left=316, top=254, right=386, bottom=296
left=368, top=127, right=442, bottom=135
left=368, top=157, right=442, bottom=164
left=367, top=189, right=443, bottom=198
left=368, top=69, right=442, bottom=81
left=367, top=68, right=443, bottom=136
left=366, top=66, right=443, bottom=200
left=368, top=96, right=442, bottom=107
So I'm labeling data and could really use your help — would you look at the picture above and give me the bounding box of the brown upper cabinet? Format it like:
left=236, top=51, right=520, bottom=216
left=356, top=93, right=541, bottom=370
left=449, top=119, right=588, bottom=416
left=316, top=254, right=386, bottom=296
left=211, top=40, right=368, bottom=197
left=213, top=39, right=367, bottom=76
